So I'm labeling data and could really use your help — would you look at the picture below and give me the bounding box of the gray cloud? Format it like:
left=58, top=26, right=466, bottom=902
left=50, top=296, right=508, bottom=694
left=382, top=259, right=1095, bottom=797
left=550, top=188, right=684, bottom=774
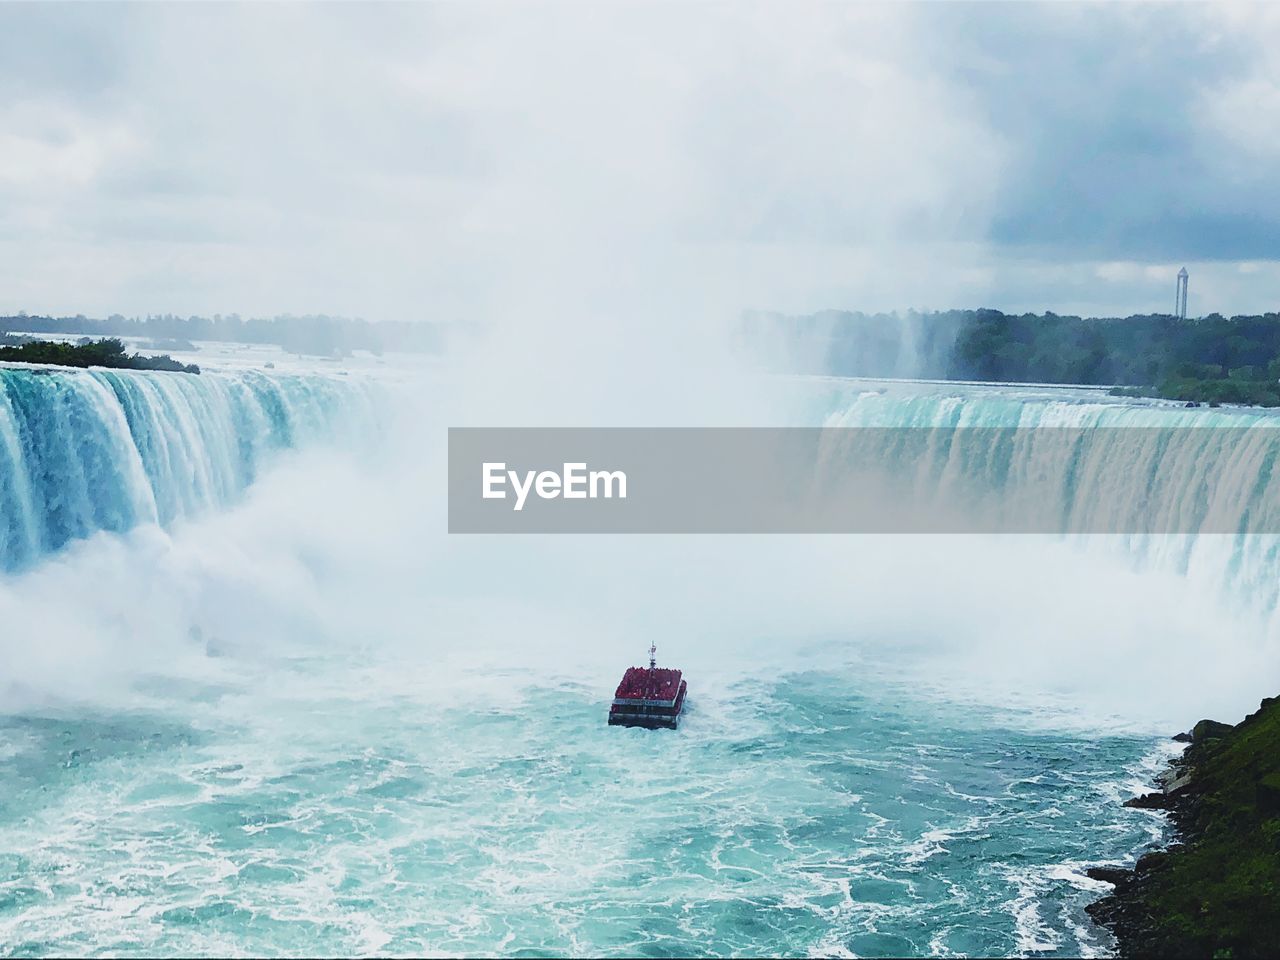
left=0, top=2, right=1276, bottom=321
left=924, top=3, right=1280, bottom=262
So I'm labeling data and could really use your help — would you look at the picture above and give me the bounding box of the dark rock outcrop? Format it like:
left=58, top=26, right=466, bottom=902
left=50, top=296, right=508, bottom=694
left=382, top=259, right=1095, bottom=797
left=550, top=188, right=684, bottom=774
left=1087, top=698, right=1280, bottom=959
left=1191, top=718, right=1234, bottom=742
left=1123, top=791, right=1175, bottom=811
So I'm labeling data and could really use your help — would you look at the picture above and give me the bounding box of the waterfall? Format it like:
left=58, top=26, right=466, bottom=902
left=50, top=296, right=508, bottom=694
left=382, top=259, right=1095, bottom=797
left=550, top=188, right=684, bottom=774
left=0, top=366, right=375, bottom=572
left=816, top=381, right=1280, bottom=615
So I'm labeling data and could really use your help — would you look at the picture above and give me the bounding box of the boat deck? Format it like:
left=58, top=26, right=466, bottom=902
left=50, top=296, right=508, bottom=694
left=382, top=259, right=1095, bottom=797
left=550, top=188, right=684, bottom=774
left=609, top=666, right=687, bottom=729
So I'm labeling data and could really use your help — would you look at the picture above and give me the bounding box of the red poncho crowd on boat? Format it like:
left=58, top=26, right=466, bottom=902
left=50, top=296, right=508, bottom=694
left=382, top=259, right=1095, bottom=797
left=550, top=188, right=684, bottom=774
left=614, top=667, right=683, bottom=701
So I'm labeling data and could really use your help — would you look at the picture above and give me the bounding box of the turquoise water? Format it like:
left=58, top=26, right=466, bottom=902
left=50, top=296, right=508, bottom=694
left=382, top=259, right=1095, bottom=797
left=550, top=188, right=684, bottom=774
left=0, top=654, right=1172, bottom=957
left=0, top=366, right=376, bottom=572
left=2, top=368, right=1252, bottom=957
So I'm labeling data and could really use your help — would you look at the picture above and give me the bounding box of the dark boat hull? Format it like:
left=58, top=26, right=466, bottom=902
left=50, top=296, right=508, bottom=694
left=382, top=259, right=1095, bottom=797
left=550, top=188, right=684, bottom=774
left=608, top=680, right=687, bottom=729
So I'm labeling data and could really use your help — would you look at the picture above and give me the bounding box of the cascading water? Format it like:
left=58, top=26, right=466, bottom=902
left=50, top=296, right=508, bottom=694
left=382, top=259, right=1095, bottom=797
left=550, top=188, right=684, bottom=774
left=0, top=366, right=376, bottom=572
left=811, top=380, right=1280, bottom=616
left=0, top=369, right=1273, bottom=957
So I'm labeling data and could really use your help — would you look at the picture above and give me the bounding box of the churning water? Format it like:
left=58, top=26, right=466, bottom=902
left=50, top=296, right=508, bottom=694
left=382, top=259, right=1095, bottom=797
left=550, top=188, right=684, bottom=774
left=0, top=653, right=1178, bottom=958
left=0, top=358, right=1274, bottom=957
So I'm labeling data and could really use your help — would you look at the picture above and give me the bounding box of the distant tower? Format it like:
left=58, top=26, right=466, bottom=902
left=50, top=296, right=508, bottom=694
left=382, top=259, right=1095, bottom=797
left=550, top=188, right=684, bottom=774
left=1175, top=267, right=1189, bottom=320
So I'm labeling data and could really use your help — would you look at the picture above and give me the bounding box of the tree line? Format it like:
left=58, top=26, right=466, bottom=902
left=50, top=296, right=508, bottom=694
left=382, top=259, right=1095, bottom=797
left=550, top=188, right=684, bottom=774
left=0, top=337, right=199, bottom=374
left=0, top=312, right=449, bottom=358
left=749, top=309, right=1280, bottom=406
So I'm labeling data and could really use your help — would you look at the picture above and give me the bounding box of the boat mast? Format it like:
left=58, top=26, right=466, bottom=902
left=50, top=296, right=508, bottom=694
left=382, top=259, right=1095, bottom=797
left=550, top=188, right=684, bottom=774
left=648, top=641, right=657, bottom=670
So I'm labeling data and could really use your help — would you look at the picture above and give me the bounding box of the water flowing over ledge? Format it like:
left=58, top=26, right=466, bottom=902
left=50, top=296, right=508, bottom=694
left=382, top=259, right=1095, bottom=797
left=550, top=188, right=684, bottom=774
left=816, top=382, right=1280, bottom=614
left=0, top=366, right=376, bottom=572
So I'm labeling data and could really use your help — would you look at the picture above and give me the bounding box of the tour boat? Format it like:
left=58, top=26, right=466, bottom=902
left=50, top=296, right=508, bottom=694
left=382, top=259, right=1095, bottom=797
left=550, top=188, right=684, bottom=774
left=608, top=643, right=687, bottom=729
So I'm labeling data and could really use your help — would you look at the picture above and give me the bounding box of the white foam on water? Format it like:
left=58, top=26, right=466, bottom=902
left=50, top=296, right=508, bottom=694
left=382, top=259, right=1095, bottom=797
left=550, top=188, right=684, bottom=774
left=4, top=362, right=1277, bottom=956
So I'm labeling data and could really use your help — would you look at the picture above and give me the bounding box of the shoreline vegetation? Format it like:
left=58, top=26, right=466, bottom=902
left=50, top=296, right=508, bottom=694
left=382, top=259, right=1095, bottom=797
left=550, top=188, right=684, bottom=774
left=0, top=337, right=200, bottom=375
left=1087, top=697, right=1280, bottom=959
left=1, top=311, right=447, bottom=358
left=1108, top=380, right=1280, bottom=407
left=751, top=309, right=1280, bottom=407
left=11, top=308, right=1280, bottom=405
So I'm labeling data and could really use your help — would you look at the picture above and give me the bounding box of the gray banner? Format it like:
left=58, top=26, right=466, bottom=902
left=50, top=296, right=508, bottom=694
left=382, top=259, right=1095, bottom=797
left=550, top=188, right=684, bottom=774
left=448, top=427, right=1280, bottom=534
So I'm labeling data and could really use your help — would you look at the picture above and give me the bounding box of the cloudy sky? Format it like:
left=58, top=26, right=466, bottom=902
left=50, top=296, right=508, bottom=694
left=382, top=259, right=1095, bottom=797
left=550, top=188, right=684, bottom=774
left=0, top=1, right=1277, bottom=322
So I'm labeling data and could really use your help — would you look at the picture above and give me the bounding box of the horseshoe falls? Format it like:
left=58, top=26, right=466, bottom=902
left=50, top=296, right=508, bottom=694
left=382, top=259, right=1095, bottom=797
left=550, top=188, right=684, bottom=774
left=813, top=381, right=1280, bottom=616
left=2, top=370, right=1277, bottom=958
left=0, top=366, right=377, bottom=572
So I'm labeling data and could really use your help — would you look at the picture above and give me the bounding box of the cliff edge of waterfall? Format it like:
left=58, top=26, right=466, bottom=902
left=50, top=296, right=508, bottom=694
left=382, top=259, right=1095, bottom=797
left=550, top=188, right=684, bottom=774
left=1087, top=696, right=1280, bottom=958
